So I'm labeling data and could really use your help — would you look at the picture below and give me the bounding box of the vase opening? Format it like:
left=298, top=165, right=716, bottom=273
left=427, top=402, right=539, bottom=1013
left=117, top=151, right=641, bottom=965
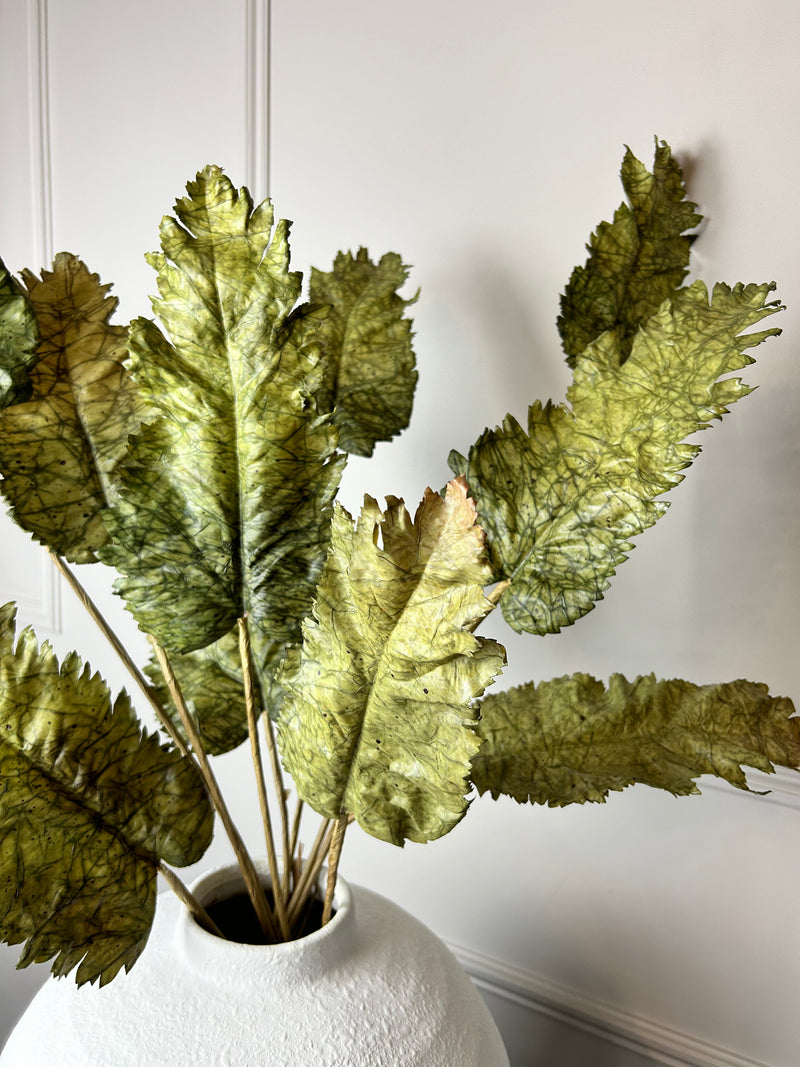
left=202, top=887, right=333, bottom=946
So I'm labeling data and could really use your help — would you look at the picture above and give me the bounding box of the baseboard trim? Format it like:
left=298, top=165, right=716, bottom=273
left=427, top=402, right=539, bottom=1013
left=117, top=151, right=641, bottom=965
left=451, top=943, right=773, bottom=1067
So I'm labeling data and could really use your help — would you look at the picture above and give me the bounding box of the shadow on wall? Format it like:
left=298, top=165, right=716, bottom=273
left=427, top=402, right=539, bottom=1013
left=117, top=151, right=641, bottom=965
left=450, top=255, right=571, bottom=436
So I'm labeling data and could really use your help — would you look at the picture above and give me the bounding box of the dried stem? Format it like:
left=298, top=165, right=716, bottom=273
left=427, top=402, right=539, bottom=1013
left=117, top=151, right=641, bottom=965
left=243, top=621, right=293, bottom=893
left=289, top=798, right=304, bottom=862
left=150, top=636, right=278, bottom=941
left=322, top=812, right=349, bottom=926
left=467, top=578, right=512, bottom=635
left=158, top=862, right=225, bottom=939
left=50, top=551, right=189, bottom=756
left=261, top=711, right=292, bottom=895
left=485, top=578, right=511, bottom=606
left=237, top=616, right=290, bottom=940
left=287, top=816, right=332, bottom=927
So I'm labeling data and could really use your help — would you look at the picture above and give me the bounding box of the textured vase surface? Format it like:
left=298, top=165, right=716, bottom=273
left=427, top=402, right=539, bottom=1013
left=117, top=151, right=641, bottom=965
left=1, top=861, right=509, bottom=1066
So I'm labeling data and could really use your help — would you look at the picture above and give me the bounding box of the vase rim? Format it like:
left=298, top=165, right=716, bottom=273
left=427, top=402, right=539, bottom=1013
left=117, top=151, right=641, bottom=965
left=176, top=858, right=353, bottom=971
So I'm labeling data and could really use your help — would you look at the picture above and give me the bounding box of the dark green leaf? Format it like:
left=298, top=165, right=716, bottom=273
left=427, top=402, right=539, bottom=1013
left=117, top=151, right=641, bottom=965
left=0, top=257, right=38, bottom=408
left=0, top=255, right=140, bottom=563
left=558, top=140, right=702, bottom=364
left=100, top=168, right=345, bottom=652
left=310, top=249, right=417, bottom=456
left=0, top=603, right=213, bottom=985
left=145, top=626, right=288, bottom=755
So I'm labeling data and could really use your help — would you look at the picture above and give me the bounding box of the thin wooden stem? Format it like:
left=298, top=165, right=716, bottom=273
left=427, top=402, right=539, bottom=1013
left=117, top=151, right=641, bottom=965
left=50, top=556, right=284, bottom=939
left=289, top=799, right=304, bottom=862
left=150, top=636, right=278, bottom=942
left=486, top=578, right=511, bottom=607
left=50, top=551, right=189, bottom=757
left=158, top=863, right=225, bottom=939
left=238, top=618, right=293, bottom=893
left=287, top=816, right=332, bottom=927
left=237, top=617, right=290, bottom=940
left=322, top=812, right=348, bottom=926
left=261, top=711, right=292, bottom=893
left=467, top=578, right=512, bottom=635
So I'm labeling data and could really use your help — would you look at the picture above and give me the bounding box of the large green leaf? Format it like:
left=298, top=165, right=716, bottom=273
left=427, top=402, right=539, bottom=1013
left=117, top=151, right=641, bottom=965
left=145, top=625, right=288, bottom=755
left=100, top=168, right=345, bottom=652
left=472, top=673, right=800, bottom=805
left=0, top=254, right=140, bottom=563
left=309, top=248, right=417, bottom=456
left=451, top=281, right=782, bottom=634
left=278, top=479, right=505, bottom=845
left=0, top=603, right=212, bottom=985
left=557, top=140, right=702, bottom=365
left=0, top=257, right=38, bottom=408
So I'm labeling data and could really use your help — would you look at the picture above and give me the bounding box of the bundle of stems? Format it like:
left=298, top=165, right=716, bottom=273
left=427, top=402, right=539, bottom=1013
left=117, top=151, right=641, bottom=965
left=52, top=550, right=346, bottom=943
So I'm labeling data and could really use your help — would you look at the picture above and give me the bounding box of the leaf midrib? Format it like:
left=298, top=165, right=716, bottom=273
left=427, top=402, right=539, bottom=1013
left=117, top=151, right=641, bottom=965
left=201, top=219, right=248, bottom=618
left=1, top=729, right=162, bottom=872
left=336, top=527, right=470, bottom=817
left=27, top=293, right=112, bottom=510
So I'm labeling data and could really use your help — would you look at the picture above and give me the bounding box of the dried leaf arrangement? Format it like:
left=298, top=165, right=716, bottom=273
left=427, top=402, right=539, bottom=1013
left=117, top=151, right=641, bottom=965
left=0, top=141, right=797, bottom=986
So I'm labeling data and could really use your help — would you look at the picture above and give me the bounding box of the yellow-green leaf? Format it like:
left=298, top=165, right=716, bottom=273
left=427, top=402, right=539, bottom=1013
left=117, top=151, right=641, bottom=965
left=100, top=168, right=344, bottom=652
left=310, top=248, right=417, bottom=456
left=472, top=673, right=800, bottom=805
left=278, top=478, right=505, bottom=846
left=0, top=254, right=140, bottom=563
left=452, top=281, right=782, bottom=634
left=0, top=603, right=213, bottom=985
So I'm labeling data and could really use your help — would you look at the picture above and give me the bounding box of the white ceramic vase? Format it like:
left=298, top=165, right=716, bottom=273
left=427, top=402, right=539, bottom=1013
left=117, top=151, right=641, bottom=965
left=1, top=861, right=509, bottom=1066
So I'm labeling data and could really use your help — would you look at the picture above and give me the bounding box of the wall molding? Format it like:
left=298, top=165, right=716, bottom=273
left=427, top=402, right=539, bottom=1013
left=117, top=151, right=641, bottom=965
left=454, top=943, right=774, bottom=1067
left=245, top=0, right=270, bottom=201
left=16, top=0, right=60, bottom=634
left=21, top=550, right=61, bottom=633
left=26, top=0, right=53, bottom=268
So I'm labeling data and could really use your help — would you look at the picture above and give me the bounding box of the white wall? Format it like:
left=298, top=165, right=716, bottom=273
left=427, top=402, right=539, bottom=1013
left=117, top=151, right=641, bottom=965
left=2, top=2, right=800, bottom=1064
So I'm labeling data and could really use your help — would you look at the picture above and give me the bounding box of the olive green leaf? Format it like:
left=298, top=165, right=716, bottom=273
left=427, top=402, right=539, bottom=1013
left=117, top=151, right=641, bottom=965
left=144, top=626, right=288, bottom=755
left=558, top=140, right=702, bottom=365
left=0, top=257, right=38, bottom=408
left=278, top=478, right=505, bottom=845
left=0, top=254, right=140, bottom=563
left=309, top=248, right=417, bottom=456
left=472, top=673, right=800, bottom=805
left=101, top=168, right=345, bottom=653
left=451, top=281, right=782, bottom=634
left=0, top=603, right=213, bottom=986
